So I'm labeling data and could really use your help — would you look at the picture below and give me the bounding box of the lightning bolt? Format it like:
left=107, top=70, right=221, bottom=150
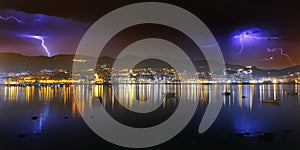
left=22, top=35, right=51, bottom=57
left=0, top=15, right=23, bottom=23
left=266, top=48, right=295, bottom=65
left=233, top=32, right=278, bottom=55
left=233, top=30, right=295, bottom=66
left=259, top=57, right=273, bottom=61
left=1, top=14, right=52, bottom=57
left=235, top=34, right=244, bottom=55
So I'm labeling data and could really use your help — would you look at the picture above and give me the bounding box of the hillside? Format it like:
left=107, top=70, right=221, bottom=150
left=0, top=53, right=298, bottom=76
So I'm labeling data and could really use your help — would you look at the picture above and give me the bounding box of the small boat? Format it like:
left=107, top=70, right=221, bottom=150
left=223, top=91, right=231, bottom=96
left=261, top=98, right=279, bottom=103
left=163, top=92, right=176, bottom=99
left=287, top=91, right=298, bottom=95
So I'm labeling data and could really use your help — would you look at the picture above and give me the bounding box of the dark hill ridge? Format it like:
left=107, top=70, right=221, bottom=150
left=0, top=53, right=116, bottom=72
left=0, top=53, right=75, bottom=72
left=0, top=53, right=297, bottom=76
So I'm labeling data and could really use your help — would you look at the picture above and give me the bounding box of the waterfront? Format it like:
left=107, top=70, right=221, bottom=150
left=1, top=84, right=300, bottom=149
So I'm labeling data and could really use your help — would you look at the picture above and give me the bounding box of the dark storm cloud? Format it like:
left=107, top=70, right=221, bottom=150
left=0, top=9, right=90, bottom=56
left=0, top=0, right=299, bottom=68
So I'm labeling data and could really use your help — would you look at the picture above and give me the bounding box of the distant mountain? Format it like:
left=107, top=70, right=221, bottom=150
left=0, top=53, right=299, bottom=76
left=0, top=53, right=117, bottom=73
left=0, top=53, right=74, bottom=72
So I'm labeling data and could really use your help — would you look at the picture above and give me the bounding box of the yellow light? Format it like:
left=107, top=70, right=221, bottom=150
left=272, top=79, right=278, bottom=84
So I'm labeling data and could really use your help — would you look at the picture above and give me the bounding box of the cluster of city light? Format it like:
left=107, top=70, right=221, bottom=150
left=73, top=59, right=87, bottom=63
left=3, top=79, right=80, bottom=85
left=38, top=79, right=78, bottom=84
left=2, top=77, right=299, bottom=85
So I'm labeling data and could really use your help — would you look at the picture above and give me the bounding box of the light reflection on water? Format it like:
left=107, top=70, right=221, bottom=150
left=0, top=84, right=300, bottom=149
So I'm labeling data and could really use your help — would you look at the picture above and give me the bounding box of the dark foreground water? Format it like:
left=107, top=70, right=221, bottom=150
left=1, top=84, right=300, bottom=149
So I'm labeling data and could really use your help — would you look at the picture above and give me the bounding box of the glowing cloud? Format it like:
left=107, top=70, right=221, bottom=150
left=233, top=31, right=278, bottom=55
left=233, top=28, right=295, bottom=66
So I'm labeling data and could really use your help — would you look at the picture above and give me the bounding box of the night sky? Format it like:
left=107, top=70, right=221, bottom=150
left=0, top=0, right=299, bottom=69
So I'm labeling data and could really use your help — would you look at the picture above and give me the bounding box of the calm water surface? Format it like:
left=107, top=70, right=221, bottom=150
left=1, top=84, right=300, bottom=149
